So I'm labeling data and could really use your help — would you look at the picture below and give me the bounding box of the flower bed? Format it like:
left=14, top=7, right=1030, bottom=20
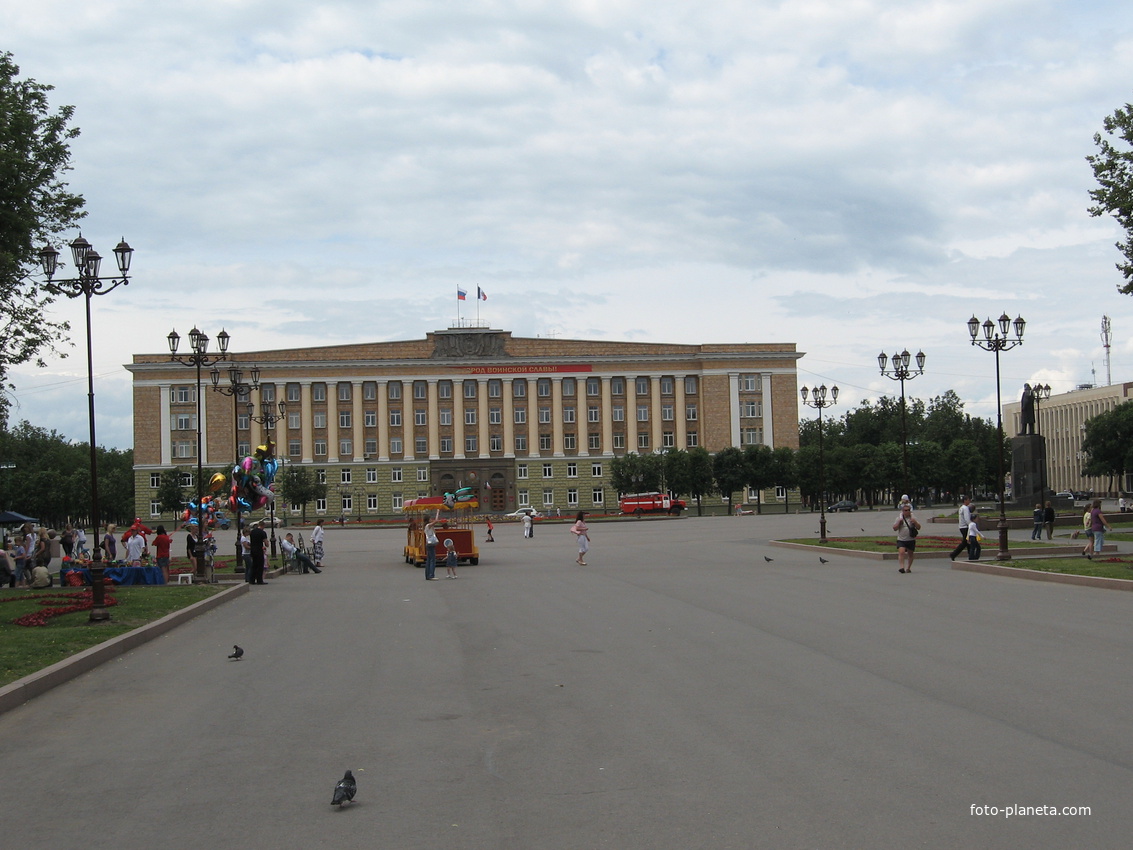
left=2, top=587, right=119, bottom=627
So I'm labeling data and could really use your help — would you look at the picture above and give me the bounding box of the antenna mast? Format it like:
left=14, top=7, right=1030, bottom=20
left=1101, top=315, right=1112, bottom=386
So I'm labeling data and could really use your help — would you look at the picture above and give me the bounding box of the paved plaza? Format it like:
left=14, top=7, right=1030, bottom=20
left=1, top=509, right=1130, bottom=848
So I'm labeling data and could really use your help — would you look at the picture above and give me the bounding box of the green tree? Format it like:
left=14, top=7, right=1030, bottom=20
left=1087, top=99, right=1133, bottom=293
left=155, top=469, right=186, bottom=519
left=686, top=446, right=716, bottom=515
left=1081, top=401, right=1133, bottom=484
left=770, top=447, right=797, bottom=511
left=276, top=465, right=325, bottom=523
left=662, top=449, right=691, bottom=503
left=0, top=52, right=86, bottom=420
left=610, top=452, right=661, bottom=494
left=743, top=444, right=774, bottom=513
left=712, top=446, right=748, bottom=512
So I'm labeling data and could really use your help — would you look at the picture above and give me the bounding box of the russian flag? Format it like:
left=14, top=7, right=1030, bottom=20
left=477, top=286, right=488, bottom=301
left=457, top=287, right=467, bottom=301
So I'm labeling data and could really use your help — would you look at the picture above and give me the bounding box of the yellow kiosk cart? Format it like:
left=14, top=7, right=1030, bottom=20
left=403, top=496, right=480, bottom=567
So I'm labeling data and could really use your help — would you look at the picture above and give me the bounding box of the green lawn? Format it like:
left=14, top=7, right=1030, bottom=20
left=0, top=559, right=225, bottom=687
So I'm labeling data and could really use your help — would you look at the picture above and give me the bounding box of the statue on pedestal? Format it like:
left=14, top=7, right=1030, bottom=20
left=1019, top=383, right=1036, bottom=435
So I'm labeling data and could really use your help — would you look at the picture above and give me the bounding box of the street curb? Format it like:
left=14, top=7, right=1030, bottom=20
left=768, top=540, right=1115, bottom=561
left=949, top=561, right=1133, bottom=591
left=0, top=582, right=250, bottom=716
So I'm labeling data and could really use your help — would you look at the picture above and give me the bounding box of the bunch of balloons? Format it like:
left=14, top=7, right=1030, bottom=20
left=223, top=440, right=279, bottom=512
left=182, top=495, right=229, bottom=529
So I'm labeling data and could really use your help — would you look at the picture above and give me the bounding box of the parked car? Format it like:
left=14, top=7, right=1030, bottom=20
left=828, top=500, right=858, bottom=512
left=505, top=508, right=541, bottom=519
left=1054, top=490, right=1075, bottom=500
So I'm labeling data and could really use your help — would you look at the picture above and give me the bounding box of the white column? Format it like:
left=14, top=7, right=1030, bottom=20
left=729, top=372, right=741, bottom=448
left=761, top=373, right=774, bottom=447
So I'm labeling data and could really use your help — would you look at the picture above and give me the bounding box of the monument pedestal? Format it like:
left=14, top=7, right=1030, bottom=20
left=1011, top=434, right=1047, bottom=508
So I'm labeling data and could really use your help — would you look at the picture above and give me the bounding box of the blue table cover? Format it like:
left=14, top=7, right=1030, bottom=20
left=61, top=566, right=166, bottom=586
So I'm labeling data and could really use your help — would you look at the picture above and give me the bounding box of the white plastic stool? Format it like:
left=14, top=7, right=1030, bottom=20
left=176, top=573, right=193, bottom=584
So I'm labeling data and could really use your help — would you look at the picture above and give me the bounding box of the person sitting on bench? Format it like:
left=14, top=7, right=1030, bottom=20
left=280, top=533, right=321, bottom=574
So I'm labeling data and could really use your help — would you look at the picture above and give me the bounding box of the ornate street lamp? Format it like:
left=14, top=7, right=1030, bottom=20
left=1033, top=382, right=1052, bottom=516
left=247, top=396, right=287, bottom=565
left=800, top=383, right=839, bottom=543
left=878, top=349, right=926, bottom=500
left=39, top=234, right=133, bottom=620
left=169, top=326, right=230, bottom=580
left=967, top=313, right=1025, bottom=560
left=210, top=362, right=260, bottom=569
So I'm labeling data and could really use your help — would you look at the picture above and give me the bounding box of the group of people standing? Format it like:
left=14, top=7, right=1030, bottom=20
left=1078, top=499, right=1111, bottom=559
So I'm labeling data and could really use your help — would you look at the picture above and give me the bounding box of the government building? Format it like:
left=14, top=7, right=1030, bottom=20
left=128, top=327, right=802, bottom=520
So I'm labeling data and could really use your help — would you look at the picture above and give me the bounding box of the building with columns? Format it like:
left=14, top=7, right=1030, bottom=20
left=1003, top=381, right=1133, bottom=497
left=129, top=327, right=802, bottom=520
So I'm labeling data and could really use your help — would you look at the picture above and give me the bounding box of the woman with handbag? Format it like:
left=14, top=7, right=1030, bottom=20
left=892, top=503, right=922, bottom=574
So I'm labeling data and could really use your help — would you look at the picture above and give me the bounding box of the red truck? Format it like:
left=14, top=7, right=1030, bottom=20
left=618, top=492, right=686, bottom=516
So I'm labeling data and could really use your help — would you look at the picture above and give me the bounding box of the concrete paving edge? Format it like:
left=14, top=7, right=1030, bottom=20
left=0, top=582, right=250, bottom=717
left=950, top=560, right=1133, bottom=591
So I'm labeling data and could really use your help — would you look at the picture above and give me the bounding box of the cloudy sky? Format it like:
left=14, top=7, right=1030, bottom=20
left=4, top=0, right=1133, bottom=450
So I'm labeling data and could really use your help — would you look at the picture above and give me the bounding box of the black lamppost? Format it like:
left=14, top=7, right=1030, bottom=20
left=168, top=327, right=230, bottom=581
left=967, top=313, right=1025, bottom=561
left=39, top=234, right=133, bottom=620
left=1033, top=382, right=1052, bottom=515
left=247, top=397, right=286, bottom=565
left=210, top=362, right=260, bottom=569
left=878, top=349, right=926, bottom=500
left=800, top=383, right=839, bottom=543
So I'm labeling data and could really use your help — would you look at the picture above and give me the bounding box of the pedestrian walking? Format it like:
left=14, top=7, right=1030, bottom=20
left=424, top=512, right=439, bottom=580
left=1031, top=503, right=1044, bottom=540
left=153, top=525, right=172, bottom=583
left=1043, top=501, right=1055, bottom=539
left=570, top=511, right=590, bottom=565
left=967, top=511, right=982, bottom=560
left=1087, top=499, right=1111, bottom=559
left=311, top=518, right=326, bottom=568
left=949, top=496, right=972, bottom=561
left=485, top=518, right=495, bottom=543
left=249, top=520, right=268, bottom=584
left=523, top=512, right=533, bottom=539
left=893, top=503, right=921, bottom=573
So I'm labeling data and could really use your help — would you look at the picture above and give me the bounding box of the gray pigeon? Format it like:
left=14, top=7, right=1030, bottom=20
left=228, top=645, right=244, bottom=660
left=819, top=557, right=829, bottom=564
left=332, top=770, right=356, bottom=806
left=763, top=556, right=773, bottom=563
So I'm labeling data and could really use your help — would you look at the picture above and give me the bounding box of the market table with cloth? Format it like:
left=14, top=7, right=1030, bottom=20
left=60, top=566, right=165, bottom=586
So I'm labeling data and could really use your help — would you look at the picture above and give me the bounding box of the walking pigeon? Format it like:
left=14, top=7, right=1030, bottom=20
left=332, top=770, right=356, bottom=806
left=819, top=557, right=829, bottom=564
left=228, top=645, right=244, bottom=660
left=763, top=556, right=773, bottom=562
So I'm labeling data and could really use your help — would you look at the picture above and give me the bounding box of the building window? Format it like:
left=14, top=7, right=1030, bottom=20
left=316, top=469, right=327, bottom=484
left=288, top=412, right=301, bottom=429
left=638, top=433, right=650, bottom=449
left=172, top=386, right=193, bottom=403
left=567, top=488, right=579, bottom=507
left=563, top=406, right=576, bottom=423
left=340, top=439, right=353, bottom=456
left=514, top=408, right=527, bottom=424
left=611, top=377, right=625, bottom=395
left=588, top=434, right=601, bottom=450
left=417, top=467, right=429, bottom=482
left=390, top=437, right=403, bottom=454
left=340, top=469, right=352, bottom=484
left=364, top=410, right=377, bottom=427
left=313, top=383, right=327, bottom=402
left=587, top=377, right=600, bottom=396
left=490, top=435, right=503, bottom=452
left=742, top=428, right=763, bottom=445
left=591, top=463, right=603, bottom=477
left=338, top=383, right=351, bottom=401
left=387, top=382, right=401, bottom=400
left=592, top=488, right=604, bottom=506
left=543, top=489, right=555, bottom=507
left=613, top=434, right=625, bottom=449
left=148, top=472, right=161, bottom=488
left=389, top=410, right=402, bottom=426
left=415, top=437, right=427, bottom=455
left=741, top=374, right=759, bottom=392
left=150, top=500, right=161, bottom=517
left=465, top=409, right=477, bottom=426
left=440, top=437, right=453, bottom=453
left=661, top=404, right=674, bottom=421
left=637, top=405, right=649, bottom=422
left=289, top=440, right=301, bottom=456
left=314, top=440, right=327, bottom=456
left=464, top=380, right=477, bottom=399
left=686, top=431, right=698, bottom=447
left=518, top=488, right=529, bottom=507
left=612, top=406, right=625, bottom=422
left=391, top=467, right=403, bottom=483
left=636, top=377, right=649, bottom=395
left=179, top=471, right=195, bottom=487
left=742, top=400, right=762, bottom=417
left=538, top=407, right=551, bottom=424
left=413, top=381, right=427, bottom=400
left=316, top=497, right=327, bottom=512
left=514, top=435, right=527, bottom=452
left=489, top=407, right=502, bottom=425
left=414, top=410, right=427, bottom=426
left=175, top=413, right=195, bottom=430
left=517, top=464, right=528, bottom=479
left=537, top=379, right=551, bottom=397
left=562, top=378, right=575, bottom=396
left=686, top=405, right=698, bottom=421
left=543, top=464, right=553, bottom=478
left=438, top=381, right=452, bottom=399
left=662, top=431, right=675, bottom=448
left=367, top=493, right=378, bottom=510
left=465, top=436, right=478, bottom=453
left=238, top=413, right=250, bottom=430
left=364, top=438, right=377, bottom=456
left=488, top=379, right=502, bottom=398
left=366, top=467, right=378, bottom=483
left=339, top=411, right=352, bottom=428
left=238, top=441, right=250, bottom=457
left=440, top=408, right=452, bottom=426
left=661, top=376, right=674, bottom=395
left=362, top=381, right=376, bottom=400
left=314, top=412, right=327, bottom=429
left=567, top=463, right=578, bottom=478
left=513, top=380, right=527, bottom=398
left=539, top=434, right=552, bottom=451
left=588, top=406, right=600, bottom=423
left=563, top=434, right=576, bottom=450
left=684, top=376, right=698, bottom=395
left=391, top=493, right=403, bottom=510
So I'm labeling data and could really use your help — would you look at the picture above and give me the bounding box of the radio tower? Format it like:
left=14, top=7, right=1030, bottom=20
left=1101, top=315, right=1113, bottom=386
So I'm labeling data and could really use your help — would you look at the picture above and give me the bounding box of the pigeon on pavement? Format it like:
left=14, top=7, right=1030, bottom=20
left=228, top=645, right=244, bottom=660
left=819, top=557, right=829, bottom=564
left=332, top=770, right=357, bottom=806
left=763, top=556, right=773, bottom=562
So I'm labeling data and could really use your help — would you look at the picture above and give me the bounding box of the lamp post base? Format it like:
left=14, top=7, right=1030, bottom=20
left=88, top=550, right=111, bottom=622
left=995, top=514, right=1011, bottom=561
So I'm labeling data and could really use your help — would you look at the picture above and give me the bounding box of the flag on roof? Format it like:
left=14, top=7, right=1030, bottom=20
left=457, top=287, right=467, bottom=301
left=477, top=286, right=488, bottom=301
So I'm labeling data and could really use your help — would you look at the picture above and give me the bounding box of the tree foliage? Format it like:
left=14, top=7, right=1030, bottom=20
left=1087, top=100, right=1133, bottom=293
left=275, top=464, right=325, bottom=523
left=1081, top=401, right=1133, bottom=482
left=0, top=52, right=86, bottom=420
